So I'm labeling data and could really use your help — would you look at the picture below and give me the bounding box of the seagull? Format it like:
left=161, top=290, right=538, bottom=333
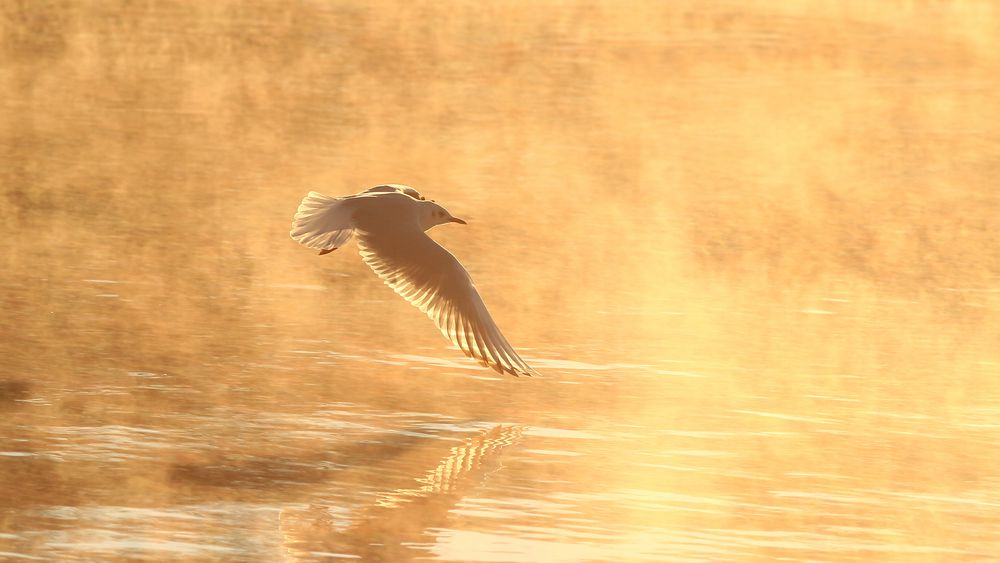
left=290, top=184, right=537, bottom=377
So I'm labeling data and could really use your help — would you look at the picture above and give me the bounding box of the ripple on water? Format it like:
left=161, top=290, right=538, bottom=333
left=40, top=425, right=189, bottom=462
left=521, top=427, right=608, bottom=441
left=526, top=358, right=650, bottom=371
left=22, top=503, right=282, bottom=560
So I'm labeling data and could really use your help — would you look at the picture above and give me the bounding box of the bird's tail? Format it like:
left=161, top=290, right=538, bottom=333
left=290, top=191, right=356, bottom=253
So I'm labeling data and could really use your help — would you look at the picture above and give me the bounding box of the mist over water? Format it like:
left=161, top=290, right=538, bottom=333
left=2, top=1, right=999, bottom=560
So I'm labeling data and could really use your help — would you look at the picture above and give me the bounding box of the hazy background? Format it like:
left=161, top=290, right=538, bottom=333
left=2, top=1, right=999, bottom=561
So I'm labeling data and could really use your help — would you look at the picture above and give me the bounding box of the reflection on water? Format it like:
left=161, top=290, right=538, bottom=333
left=280, top=425, right=524, bottom=560
left=2, top=1, right=1000, bottom=561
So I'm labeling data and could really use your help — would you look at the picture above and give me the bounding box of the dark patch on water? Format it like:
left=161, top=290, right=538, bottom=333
left=0, top=378, right=31, bottom=407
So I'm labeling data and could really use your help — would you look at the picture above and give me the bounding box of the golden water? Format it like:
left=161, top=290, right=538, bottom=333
left=2, top=1, right=999, bottom=560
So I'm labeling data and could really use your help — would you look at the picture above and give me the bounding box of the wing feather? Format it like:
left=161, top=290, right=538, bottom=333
left=469, top=321, right=491, bottom=367
left=356, top=227, right=535, bottom=377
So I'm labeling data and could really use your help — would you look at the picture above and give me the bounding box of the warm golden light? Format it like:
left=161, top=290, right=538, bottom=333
left=1, top=1, right=998, bottom=560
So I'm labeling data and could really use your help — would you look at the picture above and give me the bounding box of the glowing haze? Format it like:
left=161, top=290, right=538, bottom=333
left=1, top=1, right=998, bottom=560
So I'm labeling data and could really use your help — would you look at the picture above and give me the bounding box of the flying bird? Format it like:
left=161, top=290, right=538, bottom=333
left=290, top=184, right=536, bottom=377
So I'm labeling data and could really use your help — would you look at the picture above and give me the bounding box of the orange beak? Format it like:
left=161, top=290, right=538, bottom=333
left=449, top=217, right=467, bottom=225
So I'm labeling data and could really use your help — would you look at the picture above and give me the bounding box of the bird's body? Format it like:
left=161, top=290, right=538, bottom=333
left=290, top=185, right=536, bottom=377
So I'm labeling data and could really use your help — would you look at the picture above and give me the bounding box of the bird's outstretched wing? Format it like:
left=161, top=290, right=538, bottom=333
left=356, top=227, right=535, bottom=377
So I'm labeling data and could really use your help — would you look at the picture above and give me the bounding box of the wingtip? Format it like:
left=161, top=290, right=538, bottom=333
left=318, top=247, right=337, bottom=255
left=501, top=363, right=538, bottom=378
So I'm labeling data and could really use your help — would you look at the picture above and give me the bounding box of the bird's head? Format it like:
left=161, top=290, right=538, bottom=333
left=419, top=200, right=467, bottom=231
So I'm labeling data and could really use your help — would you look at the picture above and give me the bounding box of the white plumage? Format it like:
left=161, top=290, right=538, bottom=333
left=290, top=185, right=536, bottom=377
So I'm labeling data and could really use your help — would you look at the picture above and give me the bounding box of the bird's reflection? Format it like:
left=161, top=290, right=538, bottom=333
left=279, top=424, right=524, bottom=561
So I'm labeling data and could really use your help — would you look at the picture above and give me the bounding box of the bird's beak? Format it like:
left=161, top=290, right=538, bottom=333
left=449, top=217, right=467, bottom=225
